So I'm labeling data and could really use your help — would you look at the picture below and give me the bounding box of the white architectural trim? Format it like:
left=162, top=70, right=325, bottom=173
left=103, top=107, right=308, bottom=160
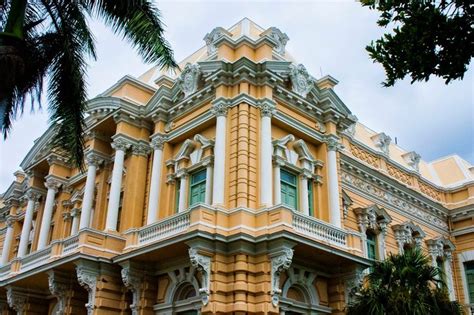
left=458, top=250, right=474, bottom=304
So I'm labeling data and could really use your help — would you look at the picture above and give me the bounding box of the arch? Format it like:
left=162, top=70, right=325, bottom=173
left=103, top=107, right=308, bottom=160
left=173, top=282, right=198, bottom=302
left=164, top=268, right=201, bottom=305
left=281, top=267, right=319, bottom=305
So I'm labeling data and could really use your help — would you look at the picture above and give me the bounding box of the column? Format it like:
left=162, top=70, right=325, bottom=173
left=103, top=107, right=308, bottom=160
left=37, top=178, right=62, bottom=250
left=79, top=152, right=102, bottom=230
left=211, top=103, right=228, bottom=206
left=300, top=174, right=309, bottom=215
left=377, top=224, right=388, bottom=260
left=17, top=191, right=40, bottom=257
left=178, top=172, right=188, bottom=212
left=1, top=219, right=15, bottom=265
left=146, top=136, right=165, bottom=225
left=327, top=138, right=342, bottom=228
left=205, top=162, right=213, bottom=204
left=273, top=162, right=281, bottom=205
left=260, top=103, right=275, bottom=207
left=70, top=208, right=80, bottom=234
left=444, top=252, right=455, bottom=301
left=105, top=138, right=131, bottom=231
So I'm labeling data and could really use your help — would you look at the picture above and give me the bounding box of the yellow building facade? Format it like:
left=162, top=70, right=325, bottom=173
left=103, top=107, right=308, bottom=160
left=0, top=19, right=473, bottom=315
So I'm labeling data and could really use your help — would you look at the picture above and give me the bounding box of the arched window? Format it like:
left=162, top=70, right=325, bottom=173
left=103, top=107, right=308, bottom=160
left=174, top=283, right=197, bottom=302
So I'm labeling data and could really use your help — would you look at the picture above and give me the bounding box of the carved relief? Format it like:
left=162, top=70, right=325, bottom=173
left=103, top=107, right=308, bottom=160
left=387, top=164, right=412, bottom=186
left=392, top=222, right=425, bottom=254
left=402, top=151, right=421, bottom=171
left=270, top=248, right=293, bottom=306
left=6, top=287, right=26, bottom=314
left=203, top=27, right=227, bottom=55
left=371, top=132, right=391, bottom=155
left=188, top=248, right=211, bottom=306
left=47, top=270, right=69, bottom=315
left=264, top=27, right=289, bottom=55
left=121, top=265, right=142, bottom=315
left=419, top=181, right=442, bottom=201
left=76, top=264, right=98, bottom=315
left=288, top=64, right=315, bottom=98
left=349, top=143, right=379, bottom=168
left=177, top=63, right=201, bottom=97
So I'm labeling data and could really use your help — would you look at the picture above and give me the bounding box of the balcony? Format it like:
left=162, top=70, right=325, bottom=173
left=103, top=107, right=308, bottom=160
left=292, top=212, right=347, bottom=247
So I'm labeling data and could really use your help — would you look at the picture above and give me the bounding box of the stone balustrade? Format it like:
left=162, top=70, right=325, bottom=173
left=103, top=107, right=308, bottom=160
left=292, top=211, right=347, bottom=247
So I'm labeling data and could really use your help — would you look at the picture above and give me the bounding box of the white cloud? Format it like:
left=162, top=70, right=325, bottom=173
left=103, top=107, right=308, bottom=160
left=0, top=0, right=472, bottom=191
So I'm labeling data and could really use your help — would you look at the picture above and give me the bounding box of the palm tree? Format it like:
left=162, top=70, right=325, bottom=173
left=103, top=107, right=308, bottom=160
left=347, top=248, right=462, bottom=315
left=0, top=0, right=177, bottom=167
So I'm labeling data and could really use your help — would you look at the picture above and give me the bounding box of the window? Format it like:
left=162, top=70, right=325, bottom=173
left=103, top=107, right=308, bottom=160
left=308, top=180, right=314, bottom=216
left=281, top=169, right=297, bottom=209
left=465, top=261, right=474, bottom=303
left=366, top=232, right=377, bottom=260
left=189, top=169, right=206, bottom=206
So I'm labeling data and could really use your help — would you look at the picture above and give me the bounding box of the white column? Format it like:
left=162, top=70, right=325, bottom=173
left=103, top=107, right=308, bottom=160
left=327, top=138, right=342, bottom=228
left=205, top=163, right=213, bottom=204
left=17, top=191, right=40, bottom=258
left=377, top=225, right=388, bottom=260
left=273, top=163, right=281, bottom=205
left=37, top=179, right=61, bottom=250
left=1, top=219, right=15, bottom=265
left=70, top=208, right=80, bottom=234
left=146, top=136, right=165, bottom=224
left=260, top=104, right=275, bottom=207
left=79, top=153, right=102, bottom=230
left=444, top=253, right=455, bottom=301
left=178, top=173, right=188, bottom=212
left=300, top=175, right=309, bottom=215
left=211, top=103, right=228, bottom=206
left=105, top=138, right=131, bottom=231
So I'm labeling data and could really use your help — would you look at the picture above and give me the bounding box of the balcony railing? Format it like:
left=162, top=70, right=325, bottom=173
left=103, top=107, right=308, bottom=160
left=138, top=211, right=191, bottom=246
left=292, top=212, right=347, bottom=247
left=21, top=246, right=52, bottom=272
left=62, top=234, right=79, bottom=255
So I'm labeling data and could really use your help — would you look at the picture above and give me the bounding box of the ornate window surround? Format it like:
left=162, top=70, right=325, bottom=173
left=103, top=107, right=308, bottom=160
left=391, top=221, right=426, bottom=254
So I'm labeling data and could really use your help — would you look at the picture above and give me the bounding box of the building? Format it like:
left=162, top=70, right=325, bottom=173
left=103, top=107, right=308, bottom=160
left=0, top=18, right=473, bottom=315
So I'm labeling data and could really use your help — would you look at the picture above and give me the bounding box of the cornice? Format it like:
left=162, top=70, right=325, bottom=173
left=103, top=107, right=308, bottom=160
left=98, top=75, right=156, bottom=98
left=273, top=111, right=325, bottom=143
left=449, top=204, right=474, bottom=222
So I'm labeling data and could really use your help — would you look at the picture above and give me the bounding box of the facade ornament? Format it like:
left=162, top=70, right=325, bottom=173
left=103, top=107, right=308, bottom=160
left=371, top=132, right=391, bottom=155
left=131, top=142, right=151, bottom=157
left=288, top=64, right=315, bottom=98
left=188, top=248, right=211, bottom=306
left=210, top=102, right=228, bottom=117
left=194, top=134, right=214, bottom=149
left=6, top=216, right=15, bottom=228
left=177, top=63, right=201, bottom=97
left=341, top=190, right=353, bottom=220
left=345, top=115, right=358, bottom=137
left=111, top=137, right=133, bottom=152
left=392, top=222, right=425, bottom=254
left=326, top=137, right=343, bottom=152
left=76, top=263, right=99, bottom=315
left=121, top=264, right=143, bottom=315
left=203, top=27, right=227, bottom=55
left=164, top=121, right=175, bottom=133
left=402, top=151, right=421, bottom=172
left=6, top=286, right=26, bottom=314
left=263, top=27, right=289, bottom=55
left=85, top=152, right=104, bottom=168
left=315, top=121, right=327, bottom=134
left=151, top=135, right=166, bottom=150
left=270, top=248, right=294, bottom=307
left=47, top=270, right=69, bottom=315
left=260, top=102, right=276, bottom=117
left=44, top=178, right=62, bottom=193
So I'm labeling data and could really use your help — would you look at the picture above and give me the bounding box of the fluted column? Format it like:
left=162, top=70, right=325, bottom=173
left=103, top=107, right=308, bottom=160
left=17, top=191, right=40, bottom=258
left=327, top=138, right=342, bottom=228
left=1, top=219, right=15, bottom=265
left=444, top=252, right=455, bottom=301
left=177, top=172, right=188, bottom=212
left=260, top=103, right=275, bottom=207
left=299, top=174, right=309, bottom=215
left=80, top=152, right=103, bottom=230
left=147, top=136, right=165, bottom=224
left=211, top=103, right=228, bottom=206
left=37, top=178, right=62, bottom=250
left=105, top=137, right=131, bottom=231
left=70, top=208, right=80, bottom=235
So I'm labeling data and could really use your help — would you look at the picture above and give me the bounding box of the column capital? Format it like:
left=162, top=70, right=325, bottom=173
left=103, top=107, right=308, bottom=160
left=326, top=137, right=343, bottom=152
left=5, top=217, right=15, bottom=228
left=44, top=177, right=62, bottom=192
left=111, top=136, right=133, bottom=152
left=85, top=151, right=105, bottom=167
left=25, top=189, right=42, bottom=202
left=210, top=102, right=228, bottom=117
left=131, top=142, right=151, bottom=157
left=151, top=134, right=167, bottom=150
left=71, top=208, right=81, bottom=217
left=260, top=102, right=276, bottom=117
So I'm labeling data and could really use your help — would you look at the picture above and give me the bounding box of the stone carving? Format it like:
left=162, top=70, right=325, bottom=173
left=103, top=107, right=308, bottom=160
left=151, top=135, right=166, bottom=150
left=189, top=248, right=211, bottom=306
left=131, top=142, right=151, bottom=157
left=121, top=265, right=142, bottom=315
left=270, top=248, right=293, bottom=306
left=44, top=178, right=62, bottom=192
left=194, top=134, right=214, bottom=149
left=47, top=270, right=69, bottom=315
left=265, top=27, right=289, bottom=55
left=6, top=287, right=26, bottom=314
left=85, top=151, right=104, bottom=168
left=326, top=137, right=343, bottom=152
left=349, top=143, right=379, bottom=168
left=111, top=137, right=132, bottom=152
left=288, top=64, right=315, bottom=98
left=76, top=265, right=98, bottom=315
left=402, top=151, right=421, bottom=172
left=164, top=121, right=175, bottom=133
left=210, top=102, right=228, bottom=117
left=386, top=164, right=412, bottom=186
left=345, top=115, right=358, bottom=137
left=341, top=190, right=353, bottom=220
left=341, top=171, right=448, bottom=229
left=203, top=27, right=227, bottom=55
left=315, top=121, right=327, bottom=134
left=260, top=102, right=276, bottom=117
left=177, top=63, right=201, bottom=97
left=354, top=205, right=392, bottom=258
left=392, top=222, right=425, bottom=254
left=371, top=132, right=391, bottom=155
left=418, top=181, right=442, bottom=201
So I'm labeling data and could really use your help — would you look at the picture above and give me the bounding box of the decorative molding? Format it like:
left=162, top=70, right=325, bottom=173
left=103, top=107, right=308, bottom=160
left=270, top=248, right=294, bottom=307
left=210, top=102, right=228, bottom=117
left=188, top=248, right=211, bottom=306
left=262, top=27, right=289, bottom=55
left=75, top=262, right=99, bottom=315
left=288, top=64, right=315, bottom=98
left=392, top=221, right=425, bottom=254
left=151, top=135, right=166, bottom=150
left=402, top=151, right=421, bottom=172
left=203, top=27, right=228, bottom=55
left=111, top=136, right=133, bottom=152
left=85, top=151, right=105, bottom=168
left=194, top=134, right=214, bottom=150
left=121, top=262, right=143, bottom=315
left=341, top=190, right=353, bottom=220
left=371, top=132, right=391, bottom=155
left=326, top=137, right=343, bottom=152
left=44, top=177, right=63, bottom=192
left=47, top=270, right=70, bottom=315
left=177, top=63, right=201, bottom=97
left=6, top=286, right=27, bottom=314
left=260, top=102, right=276, bottom=117
left=131, top=142, right=151, bottom=157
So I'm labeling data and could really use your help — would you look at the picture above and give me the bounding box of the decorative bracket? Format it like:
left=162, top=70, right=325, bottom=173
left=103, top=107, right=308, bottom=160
left=47, top=270, right=70, bottom=315
left=75, top=261, right=99, bottom=315
left=121, top=262, right=143, bottom=315
left=6, top=286, right=27, bottom=314
left=270, top=248, right=294, bottom=306
left=189, top=248, right=211, bottom=306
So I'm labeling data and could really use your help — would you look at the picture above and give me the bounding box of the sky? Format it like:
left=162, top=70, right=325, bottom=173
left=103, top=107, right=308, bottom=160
left=0, top=0, right=473, bottom=192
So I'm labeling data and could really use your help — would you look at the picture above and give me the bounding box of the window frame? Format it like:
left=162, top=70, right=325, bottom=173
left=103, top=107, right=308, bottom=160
left=280, top=168, right=298, bottom=210
left=188, top=168, right=207, bottom=207
left=465, top=261, right=474, bottom=303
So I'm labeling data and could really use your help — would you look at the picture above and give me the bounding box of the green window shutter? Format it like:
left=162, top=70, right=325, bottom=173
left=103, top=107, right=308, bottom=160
left=308, top=180, right=314, bottom=216
left=465, top=262, right=474, bottom=302
left=280, top=169, right=297, bottom=209
left=366, top=233, right=377, bottom=260
left=189, top=169, right=207, bottom=206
